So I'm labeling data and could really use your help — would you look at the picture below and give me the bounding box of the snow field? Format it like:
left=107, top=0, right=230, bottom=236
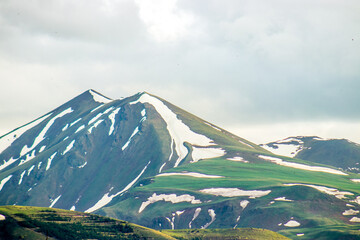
left=191, top=147, right=225, bottom=163
left=0, top=175, right=12, bottom=191
left=49, top=195, right=61, bottom=208
left=284, top=183, right=353, bottom=199
left=284, top=220, right=300, bottom=227
left=157, top=172, right=223, bottom=178
left=88, top=119, right=104, bottom=134
left=199, top=188, right=271, bottom=198
left=139, top=193, right=202, bottom=213
left=342, top=209, right=359, bottom=215
left=86, top=161, right=151, bottom=213
left=89, top=90, right=112, bottom=104
left=258, top=155, right=347, bottom=175
left=189, top=208, right=201, bottom=228
left=261, top=144, right=302, bottom=158
left=136, top=93, right=221, bottom=167
left=349, top=217, right=360, bottom=222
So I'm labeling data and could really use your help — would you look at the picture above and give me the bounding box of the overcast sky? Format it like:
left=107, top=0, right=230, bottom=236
left=0, top=0, right=359, bottom=143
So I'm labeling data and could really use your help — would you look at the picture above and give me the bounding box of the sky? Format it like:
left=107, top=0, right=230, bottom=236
left=0, top=0, right=359, bottom=144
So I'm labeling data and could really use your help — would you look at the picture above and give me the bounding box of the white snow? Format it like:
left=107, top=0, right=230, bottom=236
left=75, top=125, right=85, bottom=133
left=18, top=150, right=36, bottom=166
left=350, top=196, right=360, bottom=205
left=351, top=179, right=360, bottom=183
left=62, top=140, right=75, bottom=155
left=0, top=175, right=12, bottom=191
left=90, top=104, right=104, bottom=113
left=18, top=170, right=26, bottom=185
left=39, top=145, right=46, bottom=153
left=277, top=137, right=304, bottom=144
left=88, top=113, right=104, bottom=125
left=199, top=188, right=271, bottom=198
left=0, top=214, right=5, bottom=221
left=349, top=217, right=360, bottom=222
left=201, top=209, right=216, bottom=229
left=258, top=155, right=347, bottom=175
left=70, top=206, right=76, bottom=211
left=103, top=106, right=115, bottom=114
left=343, top=209, right=359, bottom=215
left=62, top=124, right=69, bottom=131
left=88, top=119, right=104, bottom=133
left=204, top=122, right=222, bottom=132
left=189, top=208, right=201, bottom=228
left=226, top=156, right=249, bottom=163
left=135, top=93, right=220, bottom=167
left=346, top=204, right=355, bottom=207
left=46, top=152, right=57, bottom=171
left=78, top=162, right=87, bottom=168
left=157, top=172, right=223, bottom=178
left=240, top=200, right=250, bottom=209
left=122, top=126, right=140, bottom=151
left=38, top=161, right=42, bottom=169
left=108, top=108, right=121, bottom=135
left=89, top=90, right=112, bottom=103
left=159, top=162, right=167, bottom=173
left=191, top=147, right=225, bottom=163
left=297, top=233, right=305, bottom=236
left=86, top=161, right=151, bottom=213
left=49, top=195, right=61, bottom=208
left=0, top=113, right=51, bottom=154
left=20, top=108, right=73, bottom=157
left=141, top=108, right=146, bottom=116
left=166, top=217, right=175, bottom=230
left=261, top=144, right=301, bottom=158
left=0, top=157, right=18, bottom=171
left=176, top=210, right=185, bottom=216
left=139, top=193, right=202, bottom=213
left=284, top=183, right=353, bottom=199
left=284, top=220, right=300, bottom=227
left=27, top=165, right=35, bottom=176
left=70, top=118, right=82, bottom=127
left=274, top=197, right=293, bottom=202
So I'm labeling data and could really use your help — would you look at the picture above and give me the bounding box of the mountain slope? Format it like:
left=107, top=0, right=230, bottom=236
left=0, top=90, right=360, bottom=240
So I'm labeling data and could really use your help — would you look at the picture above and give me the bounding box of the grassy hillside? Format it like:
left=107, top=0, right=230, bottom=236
left=163, top=228, right=290, bottom=240
left=0, top=205, right=174, bottom=240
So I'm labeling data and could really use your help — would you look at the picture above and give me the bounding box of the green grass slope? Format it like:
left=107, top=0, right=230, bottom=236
left=0, top=205, right=175, bottom=240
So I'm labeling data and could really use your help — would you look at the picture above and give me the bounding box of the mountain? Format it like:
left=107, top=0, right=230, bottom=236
left=0, top=90, right=360, bottom=240
left=260, top=136, right=360, bottom=173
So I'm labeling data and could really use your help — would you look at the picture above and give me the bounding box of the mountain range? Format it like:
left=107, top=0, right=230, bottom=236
left=0, top=90, right=359, bottom=239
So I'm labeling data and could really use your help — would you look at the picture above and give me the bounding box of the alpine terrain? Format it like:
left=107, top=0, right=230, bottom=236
left=0, top=90, right=359, bottom=239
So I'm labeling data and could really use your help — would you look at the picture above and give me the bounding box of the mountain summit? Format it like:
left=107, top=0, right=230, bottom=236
left=0, top=90, right=359, bottom=239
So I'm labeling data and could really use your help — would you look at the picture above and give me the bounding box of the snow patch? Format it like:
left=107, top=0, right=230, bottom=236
left=86, top=161, right=151, bottom=213
left=139, top=193, right=201, bottom=213
left=189, top=208, right=201, bottom=228
left=201, top=209, right=216, bottom=229
left=62, top=140, right=75, bottom=155
left=39, top=145, right=46, bottom=153
left=226, top=156, right=249, bottom=163
left=166, top=217, right=175, bottom=230
left=88, top=119, right=104, bottom=134
left=0, top=113, right=51, bottom=154
left=78, top=162, right=87, bottom=168
left=108, top=108, right=121, bottom=135
left=240, top=200, right=250, bottom=209
left=258, top=155, right=347, bottom=175
left=351, top=179, right=360, bottom=183
left=90, top=104, right=104, bottom=113
left=284, top=220, right=300, bottom=227
left=27, top=165, right=35, bottom=176
left=122, top=126, right=140, bottom=151
left=176, top=210, right=185, bottom=216
left=204, top=122, right=222, bottom=132
left=261, top=144, right=301, bottom=158
left=343, top=209, right=359, bottom=215
left=284, top=183, right=353, bottom=199
left=157, top=172, right=223, bottom=178
left=89, top=90, right=112, bottom=103
left=88, top=113, right=104, bottom=125
left=37, top=161, right=42, bottom=169
left=136, top=93, right=220, bottom=167
left=18, top=170, right=26, bottom=185
left=0, top=175, right=12, bottom=191
left=191, top=147, right=225, bottom=163
left=159, top=162, right=167, bottom=173
left=0, top=214, right=5, bottom=221
left=46, top=152, right=57, bottom=171
left=347, top=204, right=355, bottom=208
left=49, top=195, right=61, bottom=208
left=18, top=150, right=36, bottom=166
left=70, top=206, right=75, bottom=211
left=20, top=108, right=73, bottom=157
left=75, top=125, right=85, bottom=133
left=349, top=217, right=360, bottom=222
left=274, top=197, right=293, bottom=202
left=297, top=233, right=305, bottom=237
left=70, top=118, right=82, bottom=127
left=62, top=124, right=69, bottom=131
left=199, top=188, right=271, bottom=198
